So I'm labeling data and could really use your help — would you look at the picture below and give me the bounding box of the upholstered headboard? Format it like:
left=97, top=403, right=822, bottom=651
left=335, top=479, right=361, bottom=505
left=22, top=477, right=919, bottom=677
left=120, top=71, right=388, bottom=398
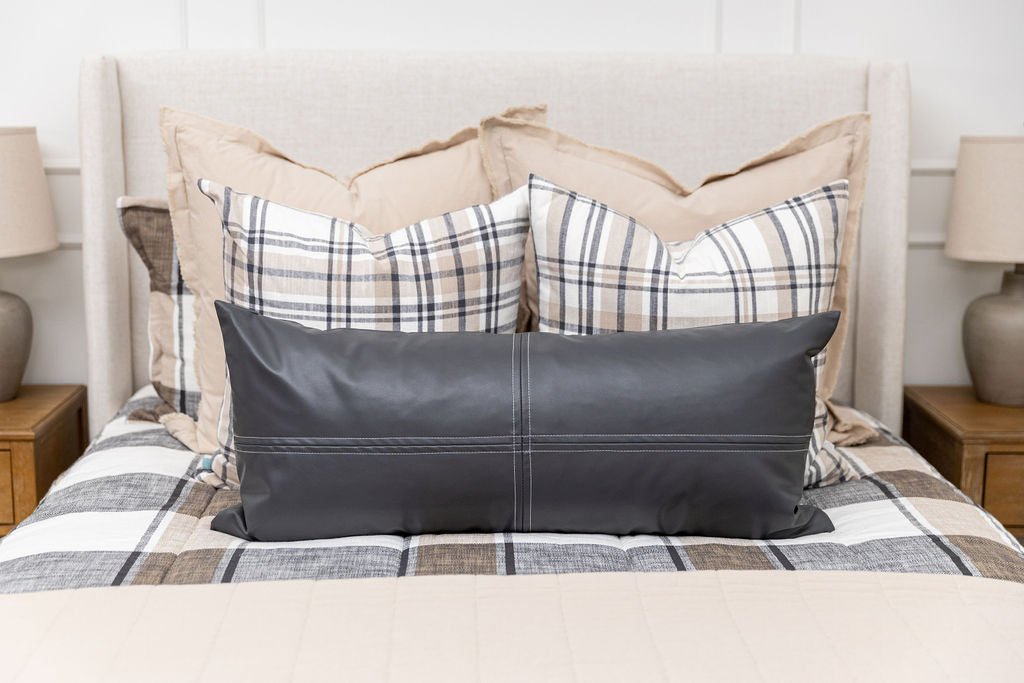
left=79, top=52, right=909, bottom=436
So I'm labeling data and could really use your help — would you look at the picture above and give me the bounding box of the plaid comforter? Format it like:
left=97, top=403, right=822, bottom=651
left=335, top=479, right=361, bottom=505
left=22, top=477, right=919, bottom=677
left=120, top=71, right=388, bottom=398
left=2, top=387, right=1023, bottom=593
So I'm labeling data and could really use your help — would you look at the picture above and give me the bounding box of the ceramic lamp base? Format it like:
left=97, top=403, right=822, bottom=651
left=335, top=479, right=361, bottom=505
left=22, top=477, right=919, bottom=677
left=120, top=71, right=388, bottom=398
left=963, top=264, right=1024, bottom=406
left=0, top=290, right=32, bottom=402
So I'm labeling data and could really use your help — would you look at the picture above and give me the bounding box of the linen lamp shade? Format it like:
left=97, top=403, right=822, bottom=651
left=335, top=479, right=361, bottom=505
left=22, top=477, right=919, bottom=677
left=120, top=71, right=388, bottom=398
left=945, top=137, right=1024, bottom=263
left=0, top=127, right=58, bottom=258
left=944, top=135, right=1024, bottom=406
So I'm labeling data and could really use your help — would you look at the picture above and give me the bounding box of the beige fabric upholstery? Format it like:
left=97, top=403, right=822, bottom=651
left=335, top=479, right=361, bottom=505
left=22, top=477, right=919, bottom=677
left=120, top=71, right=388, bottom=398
left=79, top=53, right=909, bottom=435
left=3, top=570, right=1022, bottom=681
left=852, top=62, right=911, bottom=427
left=79, top=56, right=131, bottom=435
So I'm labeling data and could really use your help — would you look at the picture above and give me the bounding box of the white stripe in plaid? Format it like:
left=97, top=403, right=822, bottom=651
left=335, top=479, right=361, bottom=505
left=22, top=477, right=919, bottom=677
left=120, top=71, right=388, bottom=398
left=194, top=180, right=531, bottom=488
left=528, top=175, right=851, bottom=488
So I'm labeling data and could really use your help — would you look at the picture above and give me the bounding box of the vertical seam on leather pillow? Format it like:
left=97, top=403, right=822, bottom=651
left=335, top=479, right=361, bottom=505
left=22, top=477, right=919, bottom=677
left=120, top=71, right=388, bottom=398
left=527, top=333, right=534, bottom=532
left=510, top=334, right=517, bottom=531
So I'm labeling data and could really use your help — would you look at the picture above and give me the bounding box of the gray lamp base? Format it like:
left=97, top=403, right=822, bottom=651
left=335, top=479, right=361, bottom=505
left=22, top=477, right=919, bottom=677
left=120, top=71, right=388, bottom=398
left=0, top=290, right=32, bottom=402
left=963, top=264, right=1024, bottom=406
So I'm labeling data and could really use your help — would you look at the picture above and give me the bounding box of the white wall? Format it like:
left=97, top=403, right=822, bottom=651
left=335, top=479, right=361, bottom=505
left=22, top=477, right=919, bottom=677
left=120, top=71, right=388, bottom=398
left=1, top=0, right=1022, bottom=389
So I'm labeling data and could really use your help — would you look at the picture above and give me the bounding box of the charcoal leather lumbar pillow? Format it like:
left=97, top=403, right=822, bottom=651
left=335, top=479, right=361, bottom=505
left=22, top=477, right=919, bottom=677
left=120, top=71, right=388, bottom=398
left=212, top=301, right=839, bottom=541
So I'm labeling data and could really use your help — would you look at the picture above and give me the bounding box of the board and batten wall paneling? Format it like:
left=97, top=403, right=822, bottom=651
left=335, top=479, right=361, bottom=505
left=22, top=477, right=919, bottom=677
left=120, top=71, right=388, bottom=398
left=801, top=0, right=1024, bottom=385
left=263, top=0, right=718, bottom=51
left=0, top=249, right=87, bottom=385
left=905, top=250, right=1006, bottom=385
left=801, top=0, right=1024, bottom=162
left=1, top=0, right=1021, bottom=394
left=184, top=0, right=263, bottom=49
left=720, top=0, right=797, bottom=54
left=0, top=0, right=182, bottom=163
left=0, top=0, right=183, bottom=386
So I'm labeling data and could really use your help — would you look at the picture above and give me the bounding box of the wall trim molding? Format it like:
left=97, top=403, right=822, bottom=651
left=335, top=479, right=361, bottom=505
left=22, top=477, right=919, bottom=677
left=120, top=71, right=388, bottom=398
left=46, top=158, right=957, bottom=178
left=58, top=232, right=83, bottom=249
left=911, top=159, right=956, bottom=176
left=908, top=231, right=946, bottom=248
left=713, top=0, right=724, bottom=53
left=792, top=0, right=803, bottom=54
left=43, top=159, right=81, bottom=176
left=180, top=0, right=189, bottom=49
left=256, top=0, right=266, bottom=49
left=35, top=146, right=960, bottom=250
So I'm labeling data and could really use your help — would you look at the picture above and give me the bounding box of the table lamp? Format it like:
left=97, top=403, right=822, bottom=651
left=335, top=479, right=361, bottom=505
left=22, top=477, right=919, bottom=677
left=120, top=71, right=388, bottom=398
left=0, top=127, right=59, bottom=401
left=945, top=136, right=1024, bottom=406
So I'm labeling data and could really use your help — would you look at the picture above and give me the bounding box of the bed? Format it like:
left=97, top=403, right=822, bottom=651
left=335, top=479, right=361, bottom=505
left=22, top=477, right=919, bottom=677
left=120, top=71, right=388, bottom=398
left=2, top=52, right=1023, bottom=680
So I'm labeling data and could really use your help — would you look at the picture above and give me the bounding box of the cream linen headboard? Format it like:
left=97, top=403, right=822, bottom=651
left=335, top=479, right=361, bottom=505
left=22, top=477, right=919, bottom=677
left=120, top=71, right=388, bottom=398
left=79, top=52, right=909, bottom=436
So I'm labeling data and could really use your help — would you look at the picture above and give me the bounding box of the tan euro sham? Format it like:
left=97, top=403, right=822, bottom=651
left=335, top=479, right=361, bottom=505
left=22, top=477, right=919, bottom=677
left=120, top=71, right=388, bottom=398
left=162, top=105, right=546, bottom=457
left=480, top=113, right=870, bottom=407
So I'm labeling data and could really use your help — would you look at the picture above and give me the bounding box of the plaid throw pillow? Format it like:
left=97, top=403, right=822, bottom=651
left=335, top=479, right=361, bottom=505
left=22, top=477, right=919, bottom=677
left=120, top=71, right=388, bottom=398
left=195, top=180, right=530, bottom=488
left=528, top=175, right=854, bottom=488
left=118, top=198, right=200, bottom=425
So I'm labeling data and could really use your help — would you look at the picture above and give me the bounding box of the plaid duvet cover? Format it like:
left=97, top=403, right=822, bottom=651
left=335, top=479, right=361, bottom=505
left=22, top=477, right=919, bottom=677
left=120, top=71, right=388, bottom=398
left=2, top=387, right=1023, bottom=593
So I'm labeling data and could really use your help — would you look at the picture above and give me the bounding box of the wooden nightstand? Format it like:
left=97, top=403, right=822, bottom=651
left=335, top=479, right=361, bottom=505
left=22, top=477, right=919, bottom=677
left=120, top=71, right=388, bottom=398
left=0, top=385, right=87, bottom=536
left=903, top=385, right=1024, bottom=538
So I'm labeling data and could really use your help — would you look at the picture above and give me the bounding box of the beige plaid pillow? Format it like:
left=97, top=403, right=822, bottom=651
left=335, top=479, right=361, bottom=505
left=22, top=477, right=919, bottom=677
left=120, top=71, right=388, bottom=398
left=196, top=181, right=530, bottom=488
left=529, top=175, right=854, bottom=487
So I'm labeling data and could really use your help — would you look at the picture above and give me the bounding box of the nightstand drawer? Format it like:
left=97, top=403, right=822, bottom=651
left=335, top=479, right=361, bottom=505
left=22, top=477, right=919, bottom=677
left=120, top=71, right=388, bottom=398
left=0, top=447, right=13, bottom=524
left=984, top=453, right=1024, bottom=526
